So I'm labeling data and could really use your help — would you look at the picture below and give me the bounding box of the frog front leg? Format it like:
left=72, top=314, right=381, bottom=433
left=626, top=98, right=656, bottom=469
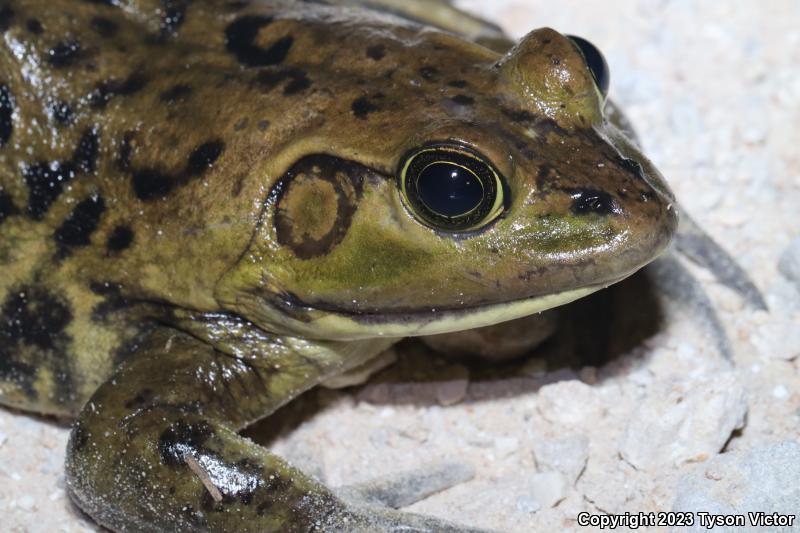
left=65, top=328, right=486, bottom=533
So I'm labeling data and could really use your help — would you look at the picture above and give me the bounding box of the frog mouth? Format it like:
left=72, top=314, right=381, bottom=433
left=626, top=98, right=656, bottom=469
left=241, top=276, right=629, bottom=341
left=330, top=285, right=607, bottom=337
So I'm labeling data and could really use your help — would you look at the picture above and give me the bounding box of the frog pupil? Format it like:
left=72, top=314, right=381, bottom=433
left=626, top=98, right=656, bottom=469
left=417, top=163, right=483, bottom=218
left=568, top=35, right=610, bottom=97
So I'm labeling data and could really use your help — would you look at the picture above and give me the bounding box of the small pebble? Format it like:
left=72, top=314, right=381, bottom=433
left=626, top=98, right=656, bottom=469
left=673, top=441, right=800, bottom=529
left=772, top=385, right=789, bottom=399
left=516, top=495, right=541, bottom=514
left=532, top=433, right=589, bottom=484
left=537, top=381, right=604, bottom=427
left=494, top=436, right=520, bottom=458
left=618, top=373, right=748, bottom=469
left=16, top=495, right=35, bottom=511
left=750, top=320, right=800, bottom=361
left=435, top=377, right=469, bottom=406
left=528, top=471, right=567, bottom=509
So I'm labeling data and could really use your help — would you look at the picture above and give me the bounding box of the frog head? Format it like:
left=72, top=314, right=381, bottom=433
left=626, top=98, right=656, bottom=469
left=216, top=23, right=677, bottom=340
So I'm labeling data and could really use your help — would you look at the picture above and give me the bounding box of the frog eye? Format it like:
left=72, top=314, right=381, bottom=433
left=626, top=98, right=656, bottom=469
left=399, top=143, right=506, bottom=232
left=568, top=35, right=610, bottom=98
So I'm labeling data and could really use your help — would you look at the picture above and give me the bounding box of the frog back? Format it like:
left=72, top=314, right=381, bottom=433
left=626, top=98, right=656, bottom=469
left=0, top=0, right=297, bottom=414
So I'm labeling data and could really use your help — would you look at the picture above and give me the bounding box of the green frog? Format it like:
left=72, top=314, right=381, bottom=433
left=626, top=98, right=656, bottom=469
left=0, top=0, right=755, bottom=531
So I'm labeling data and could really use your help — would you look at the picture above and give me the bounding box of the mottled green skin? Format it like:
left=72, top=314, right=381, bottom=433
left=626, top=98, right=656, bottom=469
left=0, top=1, right=676, bottom=531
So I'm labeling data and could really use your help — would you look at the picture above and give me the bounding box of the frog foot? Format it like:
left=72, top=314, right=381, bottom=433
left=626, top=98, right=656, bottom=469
left=64, top=328, right=491, bottom=533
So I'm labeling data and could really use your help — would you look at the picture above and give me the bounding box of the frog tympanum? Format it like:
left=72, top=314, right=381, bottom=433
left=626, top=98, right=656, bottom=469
left=1, top=1, right=745, bottom=531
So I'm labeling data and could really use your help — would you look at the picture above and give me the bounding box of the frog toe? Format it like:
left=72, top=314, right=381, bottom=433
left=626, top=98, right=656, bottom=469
left=675, top=209, right=768, bottom=311
left=350, top=504, right=498, bottom=533
left=337, top=461, right=475, bottom=508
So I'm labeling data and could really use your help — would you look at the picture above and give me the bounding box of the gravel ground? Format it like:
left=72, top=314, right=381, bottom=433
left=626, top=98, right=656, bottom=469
left=1, top=1, right=799, bottom=532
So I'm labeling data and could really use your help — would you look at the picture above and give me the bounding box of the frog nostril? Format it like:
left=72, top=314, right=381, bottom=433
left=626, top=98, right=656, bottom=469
left=569, top=188, right=618, bottom=216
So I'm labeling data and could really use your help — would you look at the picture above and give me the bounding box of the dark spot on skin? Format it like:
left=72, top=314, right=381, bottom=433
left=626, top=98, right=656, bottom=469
left=123, top=388, right=153, bottom=409
left=225, top=1, right=249, bottom=10
left=256, top=67, right=310, bottom=95
left=617, top=156, right=646, bottom=182
left=131, top=139, right=224, bottom=201
left=534, top=117, right=568, bottom=137
left=26, top=18, right=43, bottom=34
left=283, top=70, right=310, bottom=94
left=0, top=83, right=13, bottom=147
left=502, top=107, right=569, bottom=137
left=1, top=285, right=72, bottom=350
left=159, top=83, right=192, bottom=103
left=274, top=154, right=367, bottom=259
left=419, top=66, right=438, bottom=80
left=0, top=347, right=35, bottom=397
left=132, top=169, right=173, bottom=200
left=89, top=281, right=122, bottom=296
left=366, top=44, right=385, bottom=60
left=19, top=115, right=90, bottom=213
left=158, top=421, right=213, bottom=467
left=46, top=39, right=82, bottom=68
left=51, top=101, right=75, bottom=126
left=89, top=280, right=123, bottom=296
left=73, top=127, right=100, bottom=174
left=0, top=4, right=13, bottom=32
left=231, top=174, right=245, bottom=197
left=54, top=195, right=106, bottom=256
left=225, top=16, right=293, bottom=67
left=569, top=188, right=618, bottom=216
left=535, top=164, right=556, bottom=191
left=89, top=72, right=148, bottom=109
left=351, top=96, right=379, bottom=120
left=502, top=107, right=537, bottom=124
left=450, top=94, right=474, bottom=106
left=0, top=190, right=18, bottom=224
left=89, top=281, right=131, bottom=322
left=186, top=140, right=224, bottom=176
left=24, top=162, right=77, bottom=220
left=90, top=16, right=117, bottom=38
left=160, top=0, right=189, bottom=36
left=255, top=500, right=273, bottom=516
left=69, top=420, right=89, bottom=453
left=117, top=131, right=135, bottom=170
left=448, top=80, right=469, bottom=88
left=107, top=225, right=134, bottom=252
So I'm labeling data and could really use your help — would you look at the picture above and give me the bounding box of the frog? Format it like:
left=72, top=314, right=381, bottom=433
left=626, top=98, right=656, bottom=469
left=0, top=0, right=763, bottom=531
